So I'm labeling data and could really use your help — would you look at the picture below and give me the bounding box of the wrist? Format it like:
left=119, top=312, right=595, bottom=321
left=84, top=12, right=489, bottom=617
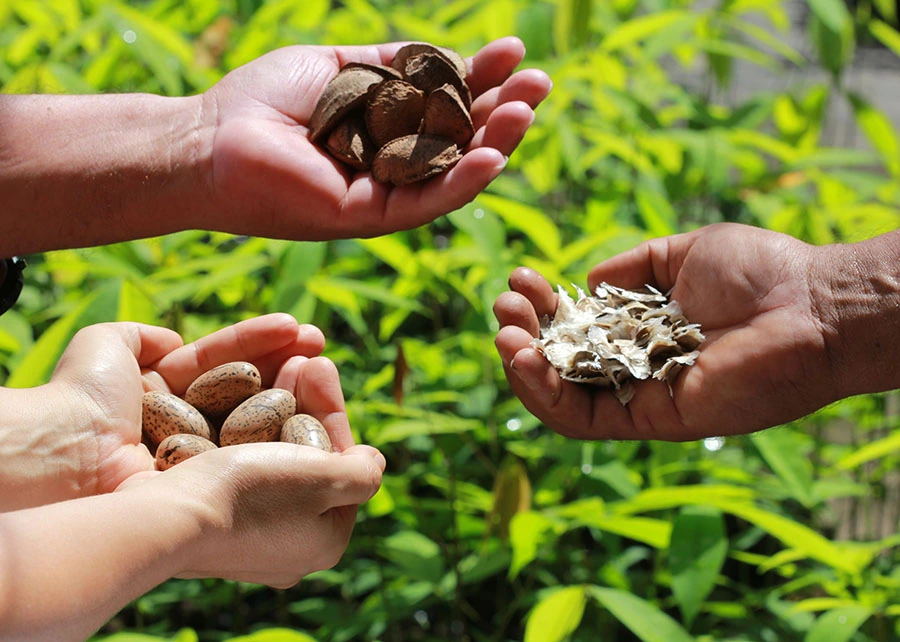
left=0, top=93, right=214, bottom=254
left=0, top=383, right=94, bottom=511
left=810, top=233, right=900, bottom=399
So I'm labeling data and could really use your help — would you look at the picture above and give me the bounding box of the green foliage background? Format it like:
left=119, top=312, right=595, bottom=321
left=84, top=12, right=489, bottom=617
left=3, top=0, right=900, bottom=640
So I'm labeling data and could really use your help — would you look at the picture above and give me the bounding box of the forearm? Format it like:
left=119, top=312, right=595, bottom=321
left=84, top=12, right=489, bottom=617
left=0, top=485, right=201, bottom=641
left=0, top=93, right=213, bottom=255
left=813, top=229, right=900, bottom=398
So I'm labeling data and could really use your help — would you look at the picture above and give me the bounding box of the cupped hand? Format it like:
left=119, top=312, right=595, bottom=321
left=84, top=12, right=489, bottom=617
left=494, top=223, right=840, bottom=441
left=46, top=313, right=328, bottom=502
left=118, top=441, right=385, bottom=588
left=201, top=37, right=552, bottom=239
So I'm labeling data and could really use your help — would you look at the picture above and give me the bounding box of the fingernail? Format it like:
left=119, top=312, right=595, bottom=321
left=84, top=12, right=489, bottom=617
left=372, top=450, right=387, bottom=471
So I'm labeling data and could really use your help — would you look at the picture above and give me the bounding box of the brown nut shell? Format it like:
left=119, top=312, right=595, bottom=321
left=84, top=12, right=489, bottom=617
left=184, top=361, right=262, bottom=420
left=281, top=414, right=334, bottom=452
left=372, top=134, right=462, bottom=186
left=220, top=388, right=297, bottom=446
left=309, top=67, right=386, bottom=142
left=142, top=390, right=213, bottom=445
left=156, top=433, right=217, bottom=471
left=422, top=83, right=475, bottom=148
left=391, top=43, right=467, bottom=81
left=365, top=80, right=427, bottom=148
left=402, top=53, right=471, bottom=108
left=326, top=115, right=377, bottom=170
left=342, top=61, right=404, bottom=81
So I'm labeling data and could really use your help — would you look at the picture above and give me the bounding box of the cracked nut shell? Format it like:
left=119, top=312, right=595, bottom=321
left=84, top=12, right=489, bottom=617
left=365, top=80, right=427, bottom=148
left=309, top=66, right=385, bottom=142
left=371, top=134, right=461, bottom=186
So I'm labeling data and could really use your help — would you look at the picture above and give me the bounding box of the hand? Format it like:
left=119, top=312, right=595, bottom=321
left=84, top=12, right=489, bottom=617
left=117, top=441, right=385, bottom=588
left=2, top=313, right=328, bottom=510
left=494, top=223, right=839, bottom=441
left=201, top=36, right=552, bottom=239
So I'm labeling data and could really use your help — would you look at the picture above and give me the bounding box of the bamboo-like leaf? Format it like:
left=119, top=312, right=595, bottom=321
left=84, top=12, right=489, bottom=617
left=357, top=235, right=418, bottom=276
left=836, top=428, right=900, bottom=470
left=751, top=429, right=815, bottom=507
left=509, top=511, right=560, bottom=578
left=600, top=10, right=693, bottom=53
left=589, top=586, right=694, bottom=642
left=225, top=628, right=318, bottom=642
left=870, top=19, right=900, bottom=58
left=670, top=507, right=728, bottom=626
left=7, top=293, right=100, bottom=388
left=478, top=194, right=561, bottom=261
left=848, top=92, right=900, bottom=176
left=524, top=586, right=588, bottom=642
left=804, top=607, right=871, bottom=642
left=117, top=278, right=158, bottom=325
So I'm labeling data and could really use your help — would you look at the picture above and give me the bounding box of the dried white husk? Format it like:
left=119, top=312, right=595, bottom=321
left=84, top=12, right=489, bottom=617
left=532, top=283, right=705, bottom=405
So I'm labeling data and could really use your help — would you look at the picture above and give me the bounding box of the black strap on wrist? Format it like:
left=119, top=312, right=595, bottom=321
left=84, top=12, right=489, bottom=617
left=0, top=256, right=26, bottom=316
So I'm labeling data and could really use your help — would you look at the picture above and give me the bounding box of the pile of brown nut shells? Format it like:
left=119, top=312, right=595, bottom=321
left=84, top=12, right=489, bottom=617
left=309, top=42, right=475, bottom=185
left=142, top=361, right=333, bottom=471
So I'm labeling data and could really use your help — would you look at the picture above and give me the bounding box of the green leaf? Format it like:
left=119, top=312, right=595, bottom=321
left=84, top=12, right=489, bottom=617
left=478, top=194, right=561, bottom=261
left=271, top=241, right=326, bottom=313
left=357, top=235, right=418, bottom=276
left=848, top=92, right=900, bottom=176
left=103, top=3, right=193, bottom=95
left=836, top=428, right=900, bottom=470
left=509, top=511, right=559, bottom=578
left=589, top=586, right=694, bottom=642
left=804, top=606, right=872, bottom=642
left=554, top=0, right=592, bottom=55
left=371, top=416, right=481, bottom=446
left=600, top=10, right=694, bottom=53
left=578, top=514, right=672, bottom=549
left=870, top=19, right=900, bottom=58
left=117, top=278, right=158, bottom=325
left=7, top=294, right=97, bottom=388
left=380, top=531, right=444, bottom=583
left=635, top=183, right=677, bottom=236
left=805, top=0, right=852, bottom=35
left=669, top=507, right=728, bottom=626
left=750, top=429, right=815, bottom=507
left=524, top=586, right=588, bottom=642
left=225, top=628, right=319, bottom=642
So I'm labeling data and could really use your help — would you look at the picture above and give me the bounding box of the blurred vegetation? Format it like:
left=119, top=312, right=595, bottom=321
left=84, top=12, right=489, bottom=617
left=3, top=0, right=900, bottom=640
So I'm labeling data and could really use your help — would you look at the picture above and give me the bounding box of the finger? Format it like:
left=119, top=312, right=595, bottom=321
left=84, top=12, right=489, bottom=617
left=468, top=102, right=536, bottom=157
left=294, top=357, right=356, bottom=452
left=469, top=69, right=552, bottom=128
left=318, top=448, right=384, bottom=509
left=53, top=322, right=183, bottom=382
left=508, top=267, right=557, bottom=320
left=467, top=36, right=526, bottom=98
left=495, top=325, right=539, bottom=368
left=252, top=324, right=326, bottom=386
left=588, top=235, right=685, bottom=293
left=355, top=146, right=506, bottom=233
left=505, top=345, right=639, bottom=440
left=154, top=314, right=311, bottom=394
left=493, top=291, right=542, bottom=338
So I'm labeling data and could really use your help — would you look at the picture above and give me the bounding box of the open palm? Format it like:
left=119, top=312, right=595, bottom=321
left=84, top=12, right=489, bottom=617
left=201, top=37, right=551, bottom=240
left=48, top=314, right=341, bottom=499
left=494, top=223, right=837, bottom=441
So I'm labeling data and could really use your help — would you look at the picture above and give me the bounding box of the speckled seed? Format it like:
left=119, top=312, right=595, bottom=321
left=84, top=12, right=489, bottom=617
left=142, top=391, right=213, bottom=445
left=155, top=433, right=217, bottom=471
left=184, top=361, right=262, bottom=420
left=281, top=414, right=334, bottom=452
left=219, top=388, right=297, bottom=446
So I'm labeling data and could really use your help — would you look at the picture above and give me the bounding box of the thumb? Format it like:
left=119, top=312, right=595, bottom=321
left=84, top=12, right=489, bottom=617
left=321, top=446, right=385, bottom=509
